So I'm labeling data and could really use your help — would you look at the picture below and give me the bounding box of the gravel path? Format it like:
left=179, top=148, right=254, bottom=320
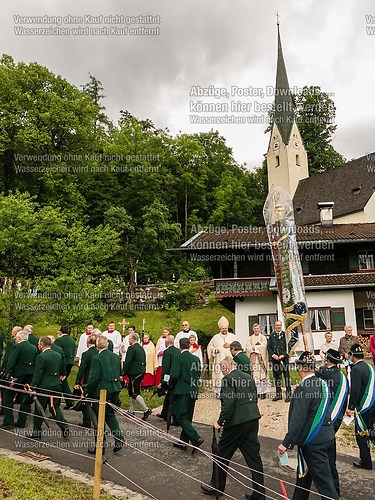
left=156, top=387, right=358, bottom=457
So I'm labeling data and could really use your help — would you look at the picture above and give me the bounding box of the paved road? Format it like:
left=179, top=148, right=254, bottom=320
left=0, top=408, right=373, bottom=500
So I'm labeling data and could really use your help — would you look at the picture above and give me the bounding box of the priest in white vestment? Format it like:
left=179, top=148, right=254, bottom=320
left=245, top=323, right=269, bottom=398
left=207, top=316, right=238, bottom=395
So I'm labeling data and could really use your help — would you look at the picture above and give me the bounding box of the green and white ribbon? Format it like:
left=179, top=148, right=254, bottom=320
left=354, top=363, right=375, bottom=435
left=297, top=380, right=329, bottom=478
left=331, top=371, right=349, bottom=424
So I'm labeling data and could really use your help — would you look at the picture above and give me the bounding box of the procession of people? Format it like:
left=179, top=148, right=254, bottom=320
left=0, top=317, right=374, bottom=500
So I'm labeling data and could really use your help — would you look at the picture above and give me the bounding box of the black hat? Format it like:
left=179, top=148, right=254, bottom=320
left=296, top=351, right=315, bottom=368
left=326, top=349, right=342, bottom=364
left=349, top=343, right=364, bottom=357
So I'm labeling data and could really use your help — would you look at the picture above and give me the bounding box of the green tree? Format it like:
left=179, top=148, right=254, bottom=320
left=0, top=191, right=121, bottom=332
left=267, top=85, right=345, bottom=175
left=172, top=134, right=208, bottom=240
left=0, top=54, right=104, bottom=214
left=104, top=201, right=181, bottom=303
left=0, top=192, right=67, bottom=330
left=293, top=86, right=345, bottom=174
left=38, top=220, right=122, bottom=332
left=209, top=168, right=260, bottom=227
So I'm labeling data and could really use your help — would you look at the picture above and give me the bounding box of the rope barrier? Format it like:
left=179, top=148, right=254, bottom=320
left=0, top=381, right=98, bottom=403
left=110, top=403, right=287, bottom=500
left=105, top=462, right=159, bottom=500
left=0, top=383, right=339, bottom=500
left=109, top=401, right=335, bottom=499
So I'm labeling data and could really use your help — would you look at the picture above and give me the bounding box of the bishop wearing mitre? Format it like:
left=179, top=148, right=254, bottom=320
left=207, top=316, right=238, bottom=395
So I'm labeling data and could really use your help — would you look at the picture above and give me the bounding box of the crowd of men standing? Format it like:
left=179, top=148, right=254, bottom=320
left=0, top=319, right=374, bottom=499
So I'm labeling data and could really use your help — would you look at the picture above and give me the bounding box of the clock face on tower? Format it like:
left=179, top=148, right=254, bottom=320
left=273, top=141, right=280, bottom=150
left=293, top=140, right=299, bottom=149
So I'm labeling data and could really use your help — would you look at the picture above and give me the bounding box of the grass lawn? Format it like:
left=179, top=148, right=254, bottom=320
left=0, top=455, right=117, bottom=500
left=29, top=302, right=235, bottom=343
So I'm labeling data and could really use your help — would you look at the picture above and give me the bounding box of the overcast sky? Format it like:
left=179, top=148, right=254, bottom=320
left=1, top=0, right=374, bottom=170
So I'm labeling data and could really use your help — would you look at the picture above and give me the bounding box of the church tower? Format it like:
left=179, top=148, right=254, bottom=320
left=266, top=21, right=309, bottom=197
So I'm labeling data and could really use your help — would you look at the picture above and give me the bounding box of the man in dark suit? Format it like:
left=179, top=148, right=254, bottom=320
left=229, top=341, right=251, bottom=374
left=74, top=335, right=98, bottom=428
left=49, top=336, right=65, bottom=364
left=122, top=332, right=152, bottom=420
left=278, top=352, right=339, bottom=500
left=0, top=326, right=21, bottom=417
left=29, top=336, right=69, bottom=439
left=346, top=343, right=375, bottom=470
left=55, top=326, right=76, bottom=409
left=201, top=356, right=265, bottom=499
left=315, top=348, right=348, bottom=497
left=24, top=325, right=39, bottom=348
left=268, top=320, right=291, bottom=402
left=1, top=326, right=22, bottom=372
left=156, top=335, right=180, bottom=420
left=85, top=336, right=124, bottom=453
left=170, top=337, right=203, bottom=452
left=1, top=330, right=37, bottom=429
left=316, top=349, right=348, bottom=432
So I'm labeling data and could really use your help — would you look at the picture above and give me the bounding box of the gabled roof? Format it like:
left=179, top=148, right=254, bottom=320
left=176, top=222, right=375, bottom=250
left=304, top=273, right=375, bottom=288
left=293, top=153, right=375, bottom=225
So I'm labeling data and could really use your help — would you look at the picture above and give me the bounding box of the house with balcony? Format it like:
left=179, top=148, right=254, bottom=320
left=177, top=25, right=375, bottom=353
left=178, top=223, right=375, bottom=351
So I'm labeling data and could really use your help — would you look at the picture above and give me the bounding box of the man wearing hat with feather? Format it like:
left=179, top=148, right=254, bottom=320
left=315, top=349, right=349, bottom=497
left=346, top=343, right=375, bottom=470
left=278, top=352, right=338, bottom=500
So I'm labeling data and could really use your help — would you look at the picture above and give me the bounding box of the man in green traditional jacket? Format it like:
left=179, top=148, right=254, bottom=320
left=123, top=333, right=152, bottom=420
left=29, top=336, right=69, bottom=439
left=0, top=326, right=22, bottom=417
left=23, top=325, right=39, bottom=348
left=1, top=326, right=22, bottom=372
left=230, top=341, right=252, bottom=375
left=55, top=326, right=76, bottom=409
left=48, top=336, right=65, bottom=371
left=74, top=335, right=98, bottom=428
left=85, top=336, right=124, bottom=453
left=170, top=337, right=203, bottom=452
left=201, top=356, right=265, bottom=499
left=156, top=335, right=180, bottom=420
left=1, top=330, right=38, bottom=429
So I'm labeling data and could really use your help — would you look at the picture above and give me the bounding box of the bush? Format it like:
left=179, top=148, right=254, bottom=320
left=163, top=282, right=212, bottom=311
left=195, top=328, right=212, bottom=350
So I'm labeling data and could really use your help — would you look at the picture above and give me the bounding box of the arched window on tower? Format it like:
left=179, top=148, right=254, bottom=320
left=296, top=154, right=300, bottom=166
left=276, top=155, right=280, bottom=167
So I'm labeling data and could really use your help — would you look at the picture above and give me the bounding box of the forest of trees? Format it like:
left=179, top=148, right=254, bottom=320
left=0, top=54, right=345, bottom=331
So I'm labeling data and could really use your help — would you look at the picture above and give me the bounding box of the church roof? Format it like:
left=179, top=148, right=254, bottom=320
left=293, top=153, right=375, bottom=225
left=273, top=26, right=295, bottom=145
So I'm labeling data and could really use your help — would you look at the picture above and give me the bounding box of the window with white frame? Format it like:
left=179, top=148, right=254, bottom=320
left=258, top=314, right=277, bottom=338
left=309, top=308, right=331, bottom=331
left=359, top=251, right=375, bottom=270
left=363, top=309, right=375, bottom=329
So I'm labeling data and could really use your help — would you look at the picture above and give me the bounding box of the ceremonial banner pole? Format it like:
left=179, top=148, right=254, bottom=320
left=93, top=389, right=107, bottom=500
left=263, top=186, right=313, bottom=354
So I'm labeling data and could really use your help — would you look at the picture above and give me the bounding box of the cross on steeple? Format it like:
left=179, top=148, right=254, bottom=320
left=276, top=11, right=280, bottom=26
